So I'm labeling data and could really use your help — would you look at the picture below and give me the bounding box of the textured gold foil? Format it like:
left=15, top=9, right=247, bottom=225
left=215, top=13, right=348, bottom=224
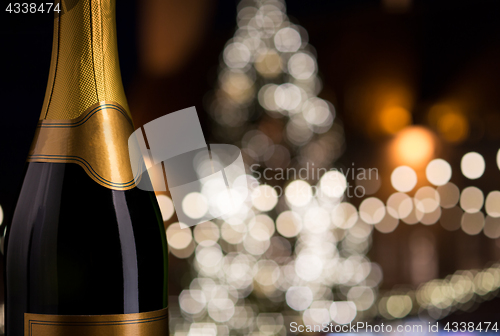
left=28, top=102, right=136, bottom=190
left=41, top=0, right=130, bottom=120
left=24, top=307, right=168, bottom=336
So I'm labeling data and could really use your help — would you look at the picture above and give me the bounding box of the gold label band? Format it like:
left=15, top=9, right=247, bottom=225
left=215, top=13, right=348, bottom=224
left=24, top=307, right=168, bottom=336
left=28, top=101, right=136, bottom=190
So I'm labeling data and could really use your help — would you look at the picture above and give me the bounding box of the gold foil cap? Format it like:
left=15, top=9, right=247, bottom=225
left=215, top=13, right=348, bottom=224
left=41, top=0, right=130, bottom=120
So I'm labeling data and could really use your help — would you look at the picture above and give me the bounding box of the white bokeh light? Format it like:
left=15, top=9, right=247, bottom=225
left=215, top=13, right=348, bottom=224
left=461, top=152, right=485, bottom=180
left=286, top=286, right=313, bottom=311
left=285, top=180, right=313, bottom=207
left=223, top=42, right=251, bottom=69
left=461, top=212, right=485, bottom=235
left=274, top=83, right=303, bottom=111
left=248, top=215, right=275, bottom=242
left=460, top=187, right=484, bottom=213
left=157, top=195, right=175, bottom=221
left=359, top=197, right=386, bottom=224
left=497, top=149, right=500, bottom=170
left=330, top=301, right=357, bottom=325
left=391, top=166, right=417, bottom=192
left=251, top=185, right=278, bottom=211
left=193, top=221, right=220, bottom=246
left=288, top=52, right=316, bottom=80
left=276, top=211, right=302, bottom=237
left=179, top=290, right=207, bottom=315
left=386, top=192, right=413, bottom=219
left=347, top=286, right=375, bottom=311
left=304, top=206, right=331, bottom=233
left=331, top=203, right=358, bottom=229
left=182, top=192, right=209, bottom=219
left=426, top=159, right=452, bottom=186
left=295, top=253, right=323, bottom=281
left=166, top=223, right=193, bottom=250
left=274, top=27, right=302, bottom=52
left=319, top=171, right=347, bottom=198
left=486, top=191, right=500, bottom=218
left=414, top=186, right=440, bottom=214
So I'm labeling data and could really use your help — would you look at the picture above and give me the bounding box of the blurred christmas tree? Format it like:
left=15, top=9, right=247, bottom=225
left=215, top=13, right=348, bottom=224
left=167, top=0, right=382, bottom=334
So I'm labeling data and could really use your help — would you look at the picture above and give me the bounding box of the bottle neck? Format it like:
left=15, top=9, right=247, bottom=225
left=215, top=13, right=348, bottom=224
left=41, top=0, right=130, bottom=120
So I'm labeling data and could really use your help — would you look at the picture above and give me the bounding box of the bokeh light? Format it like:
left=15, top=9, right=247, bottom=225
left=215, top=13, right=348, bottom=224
left=461, top=152, right=485, bottom=180
left=166, top=223, right=193, bottom=250
left=485, top=191, right=500, bottom=218
left=285, top=180, right=312, bottom=207
left=157, top=195, right=175, bottom=221
left=484, top=216, right=500, bottom=239
left=461, top=212, right=485, bottom=235
left=182, top=192, right=209, bottom=219
left=391, top=126, right=435, bottom=167
left=417, top=206, right=441, bottom=225
left=374, top=212, right=399, bottom=233
left=359, top=197, right=386, bottom=224
left=331, top=203, right=358, bottom=229
left=379, top=106, right=411, bottom=135
left=426, top=159, right=452, bottom=186
left=440, top=206, right=463, bottom=231
left=251, top=185, right=278, bottom=212
left=288, top=52, right=316, bottom=80
left=428, top=103, right=469, bottom=143
left=414, top=186, right=440, bottom=214
left=274, top=27, right=302, bottom=52
left=223, top=42, right=251, bottom=69
left=460, top=186, right=484, bottom=213
left=391, top=166, right=417, bottom=192
left=304, top=206, right=331, bottom=233
left=193, top=221, right=220, bottom=246
left=255, top=49, right=282, bottom=78
left=276, top=211, right=302, bottom=237
left=179, top=289, right=207, bottom=315
left=386, top=192, right=413, bottom=219
left=497, top=149, right=500, bottom=170
left=286, top=286, right=313, bottom=311
left=319, top=171, right=347, bottom=198
left=347, top=286, right=375, bottom=311
left=386, top=295, right=412, bottom=319
left=330, top=301, right=357, bottom=325
left=437, top=182, right=460, bottom=209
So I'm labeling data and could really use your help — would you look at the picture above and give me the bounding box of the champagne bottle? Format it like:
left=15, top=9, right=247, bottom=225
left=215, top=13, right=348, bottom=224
left=4, top=1, right=169, bottom=335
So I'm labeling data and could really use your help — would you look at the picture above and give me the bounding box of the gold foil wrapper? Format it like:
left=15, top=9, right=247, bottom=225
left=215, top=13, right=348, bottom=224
left=28, top=101, right=136, bottom=190
left=24, top=307, right=168, bottom=336
left=41, top=0, right=130, bottom=120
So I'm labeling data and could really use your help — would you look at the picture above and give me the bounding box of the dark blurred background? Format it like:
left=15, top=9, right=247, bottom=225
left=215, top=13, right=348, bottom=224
left=3, top=0, right=500, bottom=329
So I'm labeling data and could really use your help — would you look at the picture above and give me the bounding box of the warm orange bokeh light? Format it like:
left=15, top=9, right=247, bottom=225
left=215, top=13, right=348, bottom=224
left=437, top=112, right=469, bottom=143
left=391, top=126, right=435, bottom=168
left=379, top=106, right=412, bottom=135
left=428, top=103, right=469, bottom=143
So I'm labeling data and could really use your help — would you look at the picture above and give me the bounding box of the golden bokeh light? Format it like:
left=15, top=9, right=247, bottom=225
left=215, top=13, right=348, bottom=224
left=438, top=112, right=469, bottom=143
left=255, top=50, right=283, bottom=78
left=428, top=104, right=469, bottom=143
left=391, top=126, right=435, bottom=168
left=379, top=106, right=412, bottom=135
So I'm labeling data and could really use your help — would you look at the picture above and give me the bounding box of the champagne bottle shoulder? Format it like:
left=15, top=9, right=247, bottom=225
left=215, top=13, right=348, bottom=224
left=6, top=162, right=168, bottom=334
